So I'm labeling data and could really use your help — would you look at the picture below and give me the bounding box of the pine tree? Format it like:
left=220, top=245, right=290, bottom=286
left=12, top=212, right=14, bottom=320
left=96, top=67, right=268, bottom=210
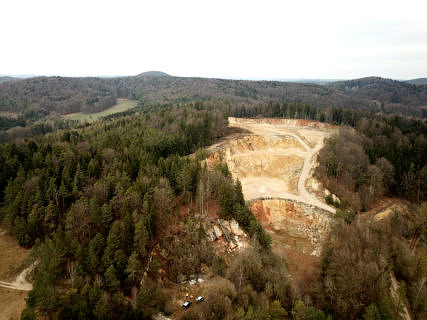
left=94, top=296, right=113, bottom=320
left=126, top=251, right=142, bottom=286
left=88, top=233, right=106, bottom=275
left=104, top=265, right=120, bottom=292
left=270, top=300, right=288, bottom=319
left=134, top=218, right=148, bottom=258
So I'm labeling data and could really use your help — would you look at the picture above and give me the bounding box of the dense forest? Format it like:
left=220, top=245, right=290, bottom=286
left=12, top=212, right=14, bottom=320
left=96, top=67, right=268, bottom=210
left=0, top=104, right=280, bottom=319
left=0, top=93, right=425, bottom=319
left=0, top=75, right=426, bottom=123
left=329, top=77, right=427, bottom=116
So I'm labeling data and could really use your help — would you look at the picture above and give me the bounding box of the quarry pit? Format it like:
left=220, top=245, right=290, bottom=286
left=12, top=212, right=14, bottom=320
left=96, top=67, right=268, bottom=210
left=208, top=117, right=338, bottom=280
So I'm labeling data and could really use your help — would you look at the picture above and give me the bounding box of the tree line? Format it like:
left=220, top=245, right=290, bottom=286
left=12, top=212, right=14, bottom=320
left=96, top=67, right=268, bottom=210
left=0, top=98, right=425, bottom=319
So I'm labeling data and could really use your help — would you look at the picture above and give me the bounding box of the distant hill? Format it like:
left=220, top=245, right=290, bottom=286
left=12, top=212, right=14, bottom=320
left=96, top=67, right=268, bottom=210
left=136, top=71, right=170, bottom=77
left=283, top=78, right=344, bottom=84
left=406, top=78, right=427, bottom=85
left=0, top=76, right=20, bottom=84
left=328, top=76, right=427, bottom=116
left=0, top=75, right=426, bottom=118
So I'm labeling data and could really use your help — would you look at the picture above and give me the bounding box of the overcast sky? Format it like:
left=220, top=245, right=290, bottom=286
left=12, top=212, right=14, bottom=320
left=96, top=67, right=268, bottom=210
left=1, top=0, right=426, bottom=80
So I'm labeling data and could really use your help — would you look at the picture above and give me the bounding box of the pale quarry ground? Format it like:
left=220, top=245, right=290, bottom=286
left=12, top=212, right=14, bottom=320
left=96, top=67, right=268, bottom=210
left=207, top=117, right=338, bottom=281
left=208, top=117, right=337, bottom=212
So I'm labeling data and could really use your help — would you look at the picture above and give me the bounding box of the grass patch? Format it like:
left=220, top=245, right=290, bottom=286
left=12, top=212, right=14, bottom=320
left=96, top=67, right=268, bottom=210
left=64, top=98, right=137, bottom=122
left=0, top=287, right=27, bottom=320
left=0, top=230, right=30, bottom=320
left=0, top=230, right=30, bottom=281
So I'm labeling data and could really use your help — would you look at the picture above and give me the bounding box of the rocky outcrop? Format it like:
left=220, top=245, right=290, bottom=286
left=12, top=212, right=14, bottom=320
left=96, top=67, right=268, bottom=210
left=206, top=219, right=249, bottom=253
left=250, top=199, right=332, bottom=256
left=229, top=117, right=337, bottom=129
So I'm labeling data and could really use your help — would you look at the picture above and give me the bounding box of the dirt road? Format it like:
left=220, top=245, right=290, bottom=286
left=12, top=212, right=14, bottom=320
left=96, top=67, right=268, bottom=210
left=297, top=141, right=335, bottom=213
left=214, top=118, right=336, bottom=214
left=0, top=264, right=33, bottom=291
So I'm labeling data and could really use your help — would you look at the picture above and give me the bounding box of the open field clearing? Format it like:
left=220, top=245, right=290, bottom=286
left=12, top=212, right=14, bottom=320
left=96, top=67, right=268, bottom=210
left=0, top=229, right=30, bottom=320
left=0, top=230, right=30, bottom=281
left=64, top=98, right=137, bottom=122
left=0, top=287, right=27, bottom=320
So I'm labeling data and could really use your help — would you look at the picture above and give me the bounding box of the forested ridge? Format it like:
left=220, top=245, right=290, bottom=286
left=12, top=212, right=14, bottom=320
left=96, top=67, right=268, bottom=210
left=0, top=75, right=426, bottom=124
left=0, top=98, right=425, bottom=319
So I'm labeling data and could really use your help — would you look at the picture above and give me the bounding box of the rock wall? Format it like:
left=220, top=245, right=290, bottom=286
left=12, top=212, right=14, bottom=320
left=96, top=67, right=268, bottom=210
left=229, top=117, right=337, bottom=129
left=250, top=199, right=332, bottom=256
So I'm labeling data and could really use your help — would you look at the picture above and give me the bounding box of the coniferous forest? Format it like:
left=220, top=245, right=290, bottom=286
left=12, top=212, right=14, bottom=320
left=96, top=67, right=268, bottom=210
left=0, top=91, right=425, bottom=319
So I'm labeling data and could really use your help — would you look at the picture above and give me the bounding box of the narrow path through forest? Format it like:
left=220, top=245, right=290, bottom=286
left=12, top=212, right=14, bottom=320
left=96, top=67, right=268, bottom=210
left=0, top=264, right=34, bottom=291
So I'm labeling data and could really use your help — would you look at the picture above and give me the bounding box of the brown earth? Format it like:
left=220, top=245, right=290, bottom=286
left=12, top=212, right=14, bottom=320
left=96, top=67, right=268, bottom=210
left=0, top=287, right=27, bottom=320
left=362, top=197, right=409, bottom=221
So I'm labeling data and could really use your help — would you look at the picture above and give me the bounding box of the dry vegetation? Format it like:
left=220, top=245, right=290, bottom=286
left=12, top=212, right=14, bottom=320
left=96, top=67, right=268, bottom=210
left=0, top=229, right=30, bottom=320
left=64, top=99, right=137, bottom=122
left=0, top=230, right=30, bottom=281
left=0, top=287, right=28, bottom=320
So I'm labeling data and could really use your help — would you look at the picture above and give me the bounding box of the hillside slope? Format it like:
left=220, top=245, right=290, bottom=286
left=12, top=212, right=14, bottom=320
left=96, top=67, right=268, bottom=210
left=329, top=76, right=427, bottom=116
left=1, top=75, right=426, bottom=118
left=136, top=71, right=170, bottom=77
left=406, top=78, right=427, bottom=85
left=0, top=77, right=19, bottom=84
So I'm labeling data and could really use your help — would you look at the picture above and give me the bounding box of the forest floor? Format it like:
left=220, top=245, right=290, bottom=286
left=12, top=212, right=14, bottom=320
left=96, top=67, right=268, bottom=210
left=64, top=98, right=137, bottom=122
left=0, top=229, right=31, bottom=320
left=207, top=117, right=338, bottom=283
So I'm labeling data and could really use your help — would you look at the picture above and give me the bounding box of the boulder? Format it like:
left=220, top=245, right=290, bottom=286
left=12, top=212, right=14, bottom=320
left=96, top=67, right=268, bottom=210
left=213, top=225, right=223, bottom=238
left=230, top=219, right=244, bottom=236
left=332, top=194, right=340, bottom=204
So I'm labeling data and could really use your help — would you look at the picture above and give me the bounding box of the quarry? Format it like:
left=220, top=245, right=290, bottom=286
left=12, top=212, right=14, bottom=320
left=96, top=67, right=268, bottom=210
left=207, top=117, right=338, bottom=280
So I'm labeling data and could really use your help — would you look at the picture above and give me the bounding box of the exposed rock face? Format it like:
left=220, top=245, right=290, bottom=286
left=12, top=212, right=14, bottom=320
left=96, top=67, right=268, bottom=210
left=250, top=199, right=332, bottom=256
left=230, top=220, right=244, bottom=236
left=206, top=118, right=337, bottom=281
left=213, top=225, right=223, bottom=239
left=228, top=117, right=337, bottom=129
left=207, top=219, right=248, bottom=253
left=309, top=177, right=321, bottom=192
left=324, top=189, right=340, bottom=203
left=208, top=135, right=305, bottom=199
